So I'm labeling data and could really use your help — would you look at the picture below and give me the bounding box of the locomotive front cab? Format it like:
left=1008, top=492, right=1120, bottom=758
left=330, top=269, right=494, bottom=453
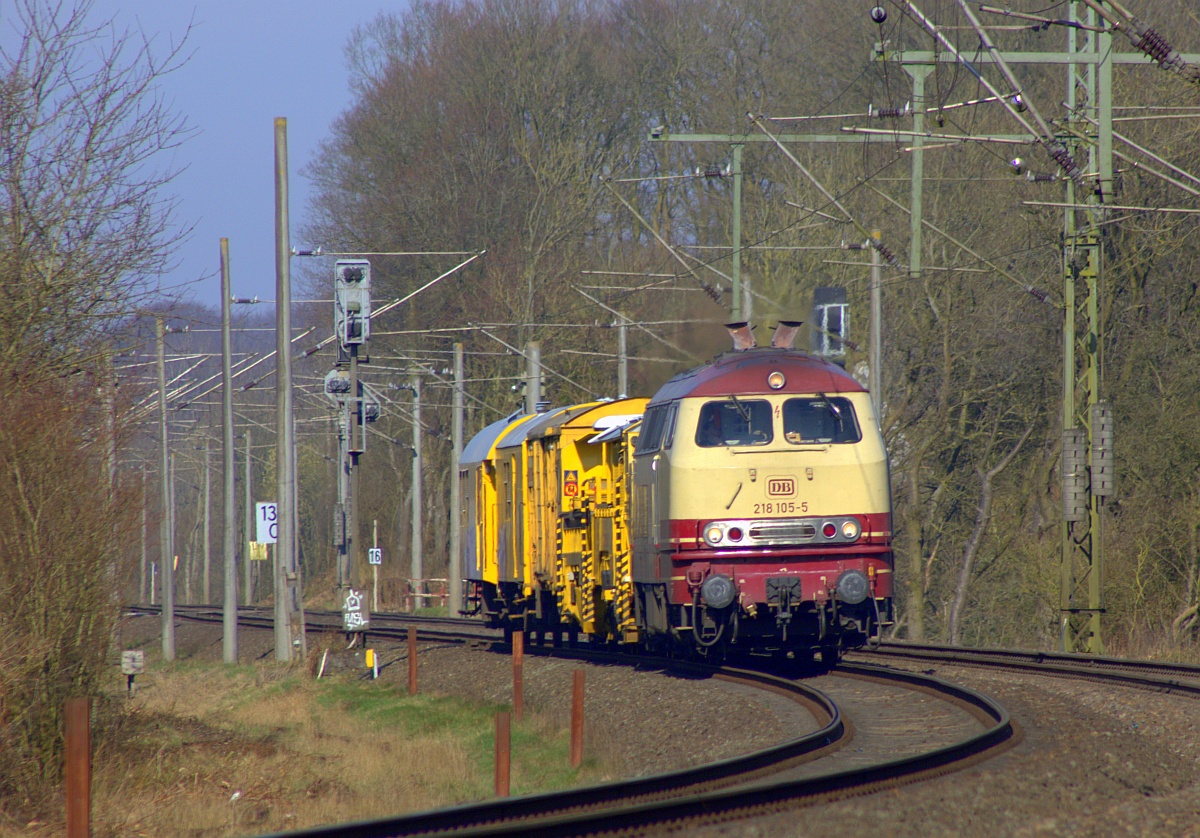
left=630, top=338, right=894, bottom=661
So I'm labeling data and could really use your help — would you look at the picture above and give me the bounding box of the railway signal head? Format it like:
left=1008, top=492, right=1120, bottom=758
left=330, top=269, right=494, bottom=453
left=334, top=259, right=371, bottom=349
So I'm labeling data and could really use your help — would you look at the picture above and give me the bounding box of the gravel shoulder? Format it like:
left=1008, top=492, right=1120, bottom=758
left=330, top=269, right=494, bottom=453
left=696, top=660, right=1200, bottom=837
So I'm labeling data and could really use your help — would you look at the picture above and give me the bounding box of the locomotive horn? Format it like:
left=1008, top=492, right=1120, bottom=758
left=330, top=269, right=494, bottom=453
left=770, top=320, right=804, bottom=349
left=725, top=322, right=757, bottom=351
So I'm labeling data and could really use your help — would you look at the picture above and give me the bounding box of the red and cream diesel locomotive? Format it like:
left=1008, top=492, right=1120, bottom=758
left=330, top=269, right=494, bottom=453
left=461, top=321, right=893, bottom=662
left=629, top=322, right=893, bottom=661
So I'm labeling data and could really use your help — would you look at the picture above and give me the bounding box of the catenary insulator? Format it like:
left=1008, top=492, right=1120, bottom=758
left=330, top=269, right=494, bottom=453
left=1090, top=402, right=1114, bottom=497
left=1062, top=428, right=1089, bottom=522
left=1025, top=286, right=1050, bottom=304
left=1045, top=141, right=1085, bottom=186
left=869, top=102, right=911, bottom=119
left=871, top=239, right=902, bottom=270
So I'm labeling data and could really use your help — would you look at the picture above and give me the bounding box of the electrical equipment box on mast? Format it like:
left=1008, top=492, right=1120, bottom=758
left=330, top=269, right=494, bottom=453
left=334, top=259, right=371, bottom=362
left=812, top=286, right=848, bottom=365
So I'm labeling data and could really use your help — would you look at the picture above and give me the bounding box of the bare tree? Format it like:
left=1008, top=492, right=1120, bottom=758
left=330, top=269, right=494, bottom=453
left=0, top=0, right=192, bottom=381
left=0, top=0, right=190, bottom=815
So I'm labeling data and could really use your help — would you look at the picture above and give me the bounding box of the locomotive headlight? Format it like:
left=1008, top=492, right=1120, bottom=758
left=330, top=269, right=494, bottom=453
left=701, top=574, right=736, bottom=609
left=835, top=569, right=870, bottom=605
left=767, top=371, right=786, bottom=390
left=841, top=519, right=860, bottom=540
left=704, top=524, right=725, bottom=546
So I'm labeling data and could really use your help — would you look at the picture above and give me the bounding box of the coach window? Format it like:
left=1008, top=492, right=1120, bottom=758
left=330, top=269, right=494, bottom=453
left=782, top=397, right=861, bottom=444
left=695, top=399, right=772, bottom=447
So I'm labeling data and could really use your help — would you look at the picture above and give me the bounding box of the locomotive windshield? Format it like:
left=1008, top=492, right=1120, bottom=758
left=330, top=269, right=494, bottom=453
left=783, top=397, right=861, bottom=444
left=695, top=399, right=773, bottom=447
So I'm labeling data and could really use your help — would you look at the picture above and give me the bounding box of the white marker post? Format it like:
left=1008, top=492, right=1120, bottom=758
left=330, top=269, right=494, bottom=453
left=370, top=519, right=381, bottom=611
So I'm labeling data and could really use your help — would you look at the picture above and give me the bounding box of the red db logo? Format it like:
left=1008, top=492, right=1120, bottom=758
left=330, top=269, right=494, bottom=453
left=767, top=478, right=795, bottom=497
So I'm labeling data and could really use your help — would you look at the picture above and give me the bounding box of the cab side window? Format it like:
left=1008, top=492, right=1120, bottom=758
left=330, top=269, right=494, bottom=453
left=695, top=400, right=773, bottom=447
left=634, top=405, right=667, bottom=454
left=782, top=397, right=861, bottom=443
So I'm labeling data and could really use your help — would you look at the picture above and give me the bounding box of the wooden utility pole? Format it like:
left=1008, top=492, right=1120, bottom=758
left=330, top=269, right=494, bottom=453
left=243, top=429, right=253, bottom=606
left=274, top=116, right=306, bottom=660
left=140, top=465, right=148, bottom=603
left=449, top=343, right=464, bottom=616
left=617, top=320, right=628, bottom=398
left=203, top=437, right=211, bottom=604
left=410, top=375, right=423, bottom=594
left=869, top=233, right=882, bottom=423
left=221, top=237, right=239, bottom=662
left=156, top=316, right=175, bottom=661
left=524, top=341, right=541, bottom=414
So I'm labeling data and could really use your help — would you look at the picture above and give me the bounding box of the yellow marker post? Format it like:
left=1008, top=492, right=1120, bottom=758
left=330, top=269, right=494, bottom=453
left=365, top=648, right=378, bottom=679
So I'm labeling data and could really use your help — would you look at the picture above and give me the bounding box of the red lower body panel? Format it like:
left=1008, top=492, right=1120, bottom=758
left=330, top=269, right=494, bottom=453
left=667, top=549, right=893, bottom=607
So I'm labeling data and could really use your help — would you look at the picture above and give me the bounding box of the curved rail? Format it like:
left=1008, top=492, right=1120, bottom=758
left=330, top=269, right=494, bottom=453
left=130, top=605, right=1014, bottom=836
left=856, top=641, right=1200, bottom=698
left=262, top=664, right=1009, bottom=837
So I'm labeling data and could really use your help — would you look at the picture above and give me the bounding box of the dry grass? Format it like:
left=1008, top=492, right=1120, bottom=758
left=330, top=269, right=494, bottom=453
left=5, top=661, right=604, bottom=837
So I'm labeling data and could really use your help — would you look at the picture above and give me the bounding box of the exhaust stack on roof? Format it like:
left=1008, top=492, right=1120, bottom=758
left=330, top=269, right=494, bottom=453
left=770, top=321, right=804, bottom=350
left=725, top=322, right=757, bottom=351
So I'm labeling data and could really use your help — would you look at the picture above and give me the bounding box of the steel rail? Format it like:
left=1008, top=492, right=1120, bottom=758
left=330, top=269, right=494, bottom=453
left=129, top=605, right=1014, bottom=837
left=126, top=604, right=500, bottom=644
left=266, top=661, right=1008, bottom=838
left=855, top=641, right=1200, bottom=696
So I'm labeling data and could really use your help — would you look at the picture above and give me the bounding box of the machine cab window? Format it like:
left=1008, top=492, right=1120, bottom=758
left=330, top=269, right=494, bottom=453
left=635, top=403, right=673, bottom=454
left=783, top=397, right=861, bottom=444
left=695, top=399, right=773, bottom=447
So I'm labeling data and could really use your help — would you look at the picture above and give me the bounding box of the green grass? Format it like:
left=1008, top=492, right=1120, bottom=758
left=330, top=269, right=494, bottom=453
left=317, top=679, right=594, bottom=797
left=67, top=658, right=606, bottom=836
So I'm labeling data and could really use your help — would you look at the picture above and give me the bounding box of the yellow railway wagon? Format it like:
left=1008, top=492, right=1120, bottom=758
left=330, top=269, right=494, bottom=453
left=527, top=398, right=647, bottom=642
left=489, top=404, right=596, bottom=631
left=463, top=399, right=646, bottom=643
left=460, top=410, right=538, bottom=603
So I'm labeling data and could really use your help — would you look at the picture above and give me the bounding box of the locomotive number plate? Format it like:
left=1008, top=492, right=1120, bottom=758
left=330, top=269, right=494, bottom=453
left=766, top=477, right=795, bottom=497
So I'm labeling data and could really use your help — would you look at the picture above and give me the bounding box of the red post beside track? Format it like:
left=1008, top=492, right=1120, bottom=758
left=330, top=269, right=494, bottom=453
left=494, top=711, right=511, bottom=797
left=65, top=698, right=91, bottom=838
left=513, top=630, right=524, bottom=721
left=407, top=628, right=417, bottom=695
left=570, top=669, right=584, bottom=768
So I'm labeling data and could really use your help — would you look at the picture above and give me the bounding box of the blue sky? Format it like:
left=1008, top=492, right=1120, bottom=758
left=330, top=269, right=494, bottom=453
left=84, top=1, right=405, bottom=308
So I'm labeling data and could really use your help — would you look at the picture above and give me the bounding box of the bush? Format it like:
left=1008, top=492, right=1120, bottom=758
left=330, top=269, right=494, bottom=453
left=0, top=375, right=137, bottom=814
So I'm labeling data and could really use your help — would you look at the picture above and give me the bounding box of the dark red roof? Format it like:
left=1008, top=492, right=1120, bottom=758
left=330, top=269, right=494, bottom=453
left=649, top=349, right=865, bottom=405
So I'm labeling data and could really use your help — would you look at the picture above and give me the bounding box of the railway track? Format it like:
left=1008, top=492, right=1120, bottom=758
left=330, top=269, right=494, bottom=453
left=132, top=604, right=1014, bottom=836
left=126, top=604, right=500, bottom=644
left=853, top=641, right=1200, bottom=698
